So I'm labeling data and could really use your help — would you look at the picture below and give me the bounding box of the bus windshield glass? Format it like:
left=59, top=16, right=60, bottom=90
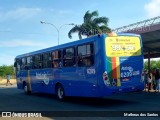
left=105, top=36, right=141, bottom=57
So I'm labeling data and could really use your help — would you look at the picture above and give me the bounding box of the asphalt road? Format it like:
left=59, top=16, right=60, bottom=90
left=0, top=84, right=160, bottom=120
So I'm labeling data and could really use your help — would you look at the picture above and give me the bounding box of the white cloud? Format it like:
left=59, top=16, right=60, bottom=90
left=144, top=0, right=160, bottom=18
left=0, top=39, right=51, bottom=48
left=0, top=7, right=43, bottom=21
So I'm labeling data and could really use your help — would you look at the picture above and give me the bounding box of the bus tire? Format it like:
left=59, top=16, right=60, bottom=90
left=56, top=84, right=65, bottom=101
left=23, top=82, right=31, bottom=95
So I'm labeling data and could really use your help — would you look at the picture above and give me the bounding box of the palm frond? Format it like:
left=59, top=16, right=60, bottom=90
left=93, top=17, right=109, bottom=25
left=99, top=25, right=111, bottom=33
left=68, top=10, right=111, bottom=39
left=91, top=11, right=98, bottom=17
left=84, top=10, right=99, bottom=23
left=78, top=31, right=82, bottom=39
left=84, top=10, right=91, bottom=23
left=68, top=25, right=82, bottom=39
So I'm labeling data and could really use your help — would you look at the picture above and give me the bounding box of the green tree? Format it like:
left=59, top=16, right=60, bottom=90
left=156, top=60, right=160, bottom=69
left=0, top=65, right=15, bottom=77
left=144, top=60, right=160, bottom=72
left=68, top=10, right=111, bottom=39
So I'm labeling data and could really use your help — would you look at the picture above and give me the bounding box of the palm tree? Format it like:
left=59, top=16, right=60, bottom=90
left=68, top=10, right=111, bottom=39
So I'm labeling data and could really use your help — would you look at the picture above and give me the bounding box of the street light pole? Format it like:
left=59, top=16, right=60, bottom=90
left=40, top=21, right=74, bottom=45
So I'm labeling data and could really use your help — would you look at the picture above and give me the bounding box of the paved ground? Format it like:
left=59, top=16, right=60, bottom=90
left=0, top=84, right=160, bottom=120
left=0, top=79, right=16, bottom=84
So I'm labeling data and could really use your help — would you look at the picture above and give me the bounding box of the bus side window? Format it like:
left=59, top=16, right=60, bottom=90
left=87, top=44, right=94, bottom=66
left=32, top=56, right=35, bottom=69
left=43, top=52, right=49, bottom=68
left=21, top=57, right=27, bottom=70
left=19, top=59, right=22, bottom=70
left=48, top=52, right=52, bottom=68
left=76, top=55, right=83, bottom=66
left=63, top=47, right=75, bottom=67
left=26, top=56, right=32, bottom=70
left=77, top=43, right=94, bottom=67
left=39, top=54, right=43, bottom=69
left=42, top=52, right=52, bottom=68
left=15, top=58, right=21, bottom=72
left=52, top=50, right=61, bottom=68
left=34, top=54, right=42, bottom=69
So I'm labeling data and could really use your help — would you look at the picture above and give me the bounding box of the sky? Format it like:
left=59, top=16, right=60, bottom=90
left=0, top=0, right=160, bottom=65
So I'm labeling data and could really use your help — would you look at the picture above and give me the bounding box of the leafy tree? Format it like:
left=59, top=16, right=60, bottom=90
left=144, top=60, right=160, bottom=72
left=156, top=60, right=160, bottom=68
left=68, top=10, right=111, bottom=39
left=0, top=65, right=15, bottom=77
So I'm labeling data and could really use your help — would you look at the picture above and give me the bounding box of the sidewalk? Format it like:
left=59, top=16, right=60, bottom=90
left=143, top=89, right=160, bottom=93
left=0, top=79, right=17, bottom=88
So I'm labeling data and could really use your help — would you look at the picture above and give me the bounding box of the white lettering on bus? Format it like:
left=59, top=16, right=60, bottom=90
left=121, top=66, right=133, bottom=71
left=36, top=72, right=50, bottom=85
left=87, top=68, right=96, bottom=74
left=120, top=66, right=140, bottom=78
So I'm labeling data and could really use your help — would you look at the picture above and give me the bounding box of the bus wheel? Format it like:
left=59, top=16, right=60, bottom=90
left=23, top=83, right=31, bottom=95
left=56, top=84, right=65, bottom=101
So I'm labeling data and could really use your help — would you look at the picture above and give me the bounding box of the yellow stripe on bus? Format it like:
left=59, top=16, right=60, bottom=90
left=27, top=70, right=32, bottom=91
left=116, top=57, right=121, bottom=86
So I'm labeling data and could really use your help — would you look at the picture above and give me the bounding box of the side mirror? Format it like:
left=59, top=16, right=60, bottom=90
left=14, top=62, right=17, bottom=67
left=26, top=66, right=30, bottom=70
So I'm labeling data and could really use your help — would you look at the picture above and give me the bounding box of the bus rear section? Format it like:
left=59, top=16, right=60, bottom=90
left=102, top=33, right=144, bottom=96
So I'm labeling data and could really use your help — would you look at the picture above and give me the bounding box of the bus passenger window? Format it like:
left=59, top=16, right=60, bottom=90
left=52, top=61, right=59, bottom=68
left=26, top=56, right=33, bottom=70
left=34, top=54, right=42, bottom=69
left=52, top=50, right=61, bottom=68
left=63, top=47, right=75, bottom=67
left=76, top=55, right=83, bottom=66
left=15, top=58, right=21, bottom=72
left=42, top=52, right=52, bottom=68
left=39, top=62, right=42, bottom=68
left=21, top=58, right=27, bottom=70
left=77, top=43, right=94, bottom=67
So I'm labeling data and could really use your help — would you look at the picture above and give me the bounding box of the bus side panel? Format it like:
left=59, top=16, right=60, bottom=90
left=16, top=74, right=23, bottom=89
left=51, top=67, right=99, bottom=97
left=55, top=38, right=103, bottom=97
left=30, top=69, right=55, bottom=94
left=16, top=70, right=27, bottom=90
left=57, top=55, right=99, bottom=96
left=16, top=76, right=23, bottom=90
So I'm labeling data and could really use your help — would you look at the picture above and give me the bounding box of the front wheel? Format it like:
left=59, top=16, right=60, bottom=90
left=56, top=84, right=65, bottom=101
left=24, top=83, right=31, bottom=95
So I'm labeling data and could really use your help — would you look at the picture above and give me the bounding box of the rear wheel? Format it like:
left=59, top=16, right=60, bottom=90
left=56, top=84, right=65, bottom=101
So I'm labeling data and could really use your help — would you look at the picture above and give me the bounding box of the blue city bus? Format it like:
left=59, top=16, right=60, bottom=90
left=14, top=33, right=144, bottom=100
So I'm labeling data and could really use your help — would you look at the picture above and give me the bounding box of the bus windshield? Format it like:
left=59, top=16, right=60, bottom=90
left=105, top=36, right=141, bottom=57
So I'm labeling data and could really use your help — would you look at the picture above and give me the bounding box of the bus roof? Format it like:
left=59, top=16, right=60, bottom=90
left=15, top=33, right=140, bottom=58
left=15, top=34, right=103, bottom=58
